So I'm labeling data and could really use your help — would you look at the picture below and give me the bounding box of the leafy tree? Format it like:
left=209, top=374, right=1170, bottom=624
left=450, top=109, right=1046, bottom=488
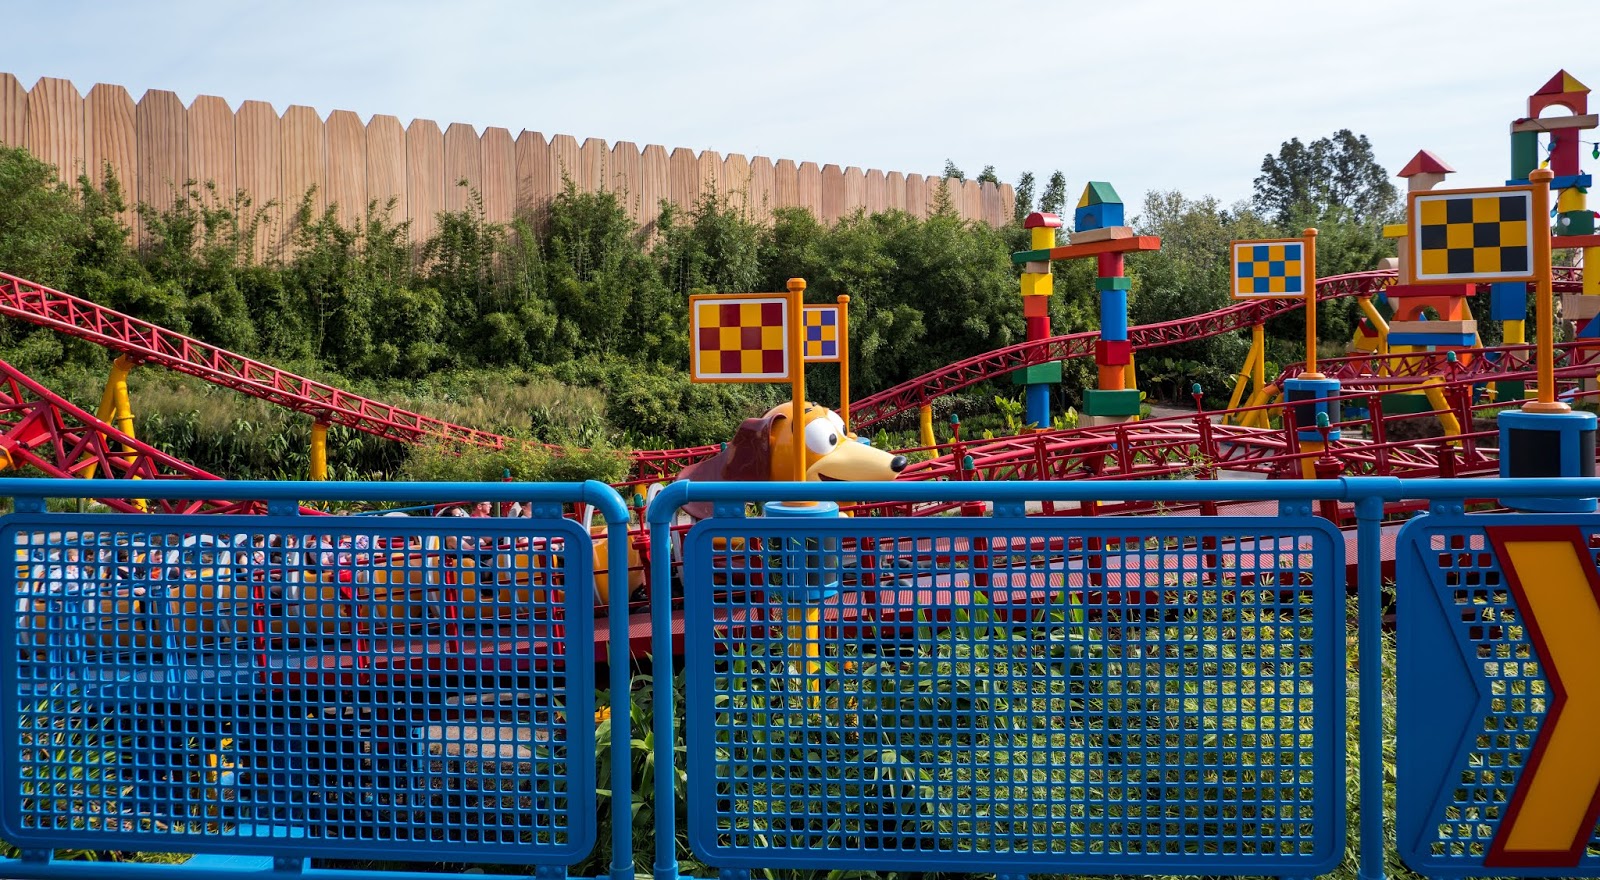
left=1039, top=171, right=1067, bottom=217
left=1013, top=171, right=1036, bottom=222
left=942, top=159, right=965, bottom=181
left=1253, top=129, right=1398, bottom=226
left=976, top=165, right=999, bottom=185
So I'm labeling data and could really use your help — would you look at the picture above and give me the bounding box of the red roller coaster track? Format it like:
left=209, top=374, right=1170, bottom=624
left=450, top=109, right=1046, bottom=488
left=0, top=357, right=261, bottom=514
left=0, top=268, right=1582, bottom=485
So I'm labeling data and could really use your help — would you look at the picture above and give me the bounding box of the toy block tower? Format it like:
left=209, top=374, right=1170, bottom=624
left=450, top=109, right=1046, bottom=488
left=1009, top=183, right=1161, bottom=428
left=1386, top=151, right=1480, bottom=352
left=1015, top=211, right=1064, bottom=429
left=1514, top=71, right=1600, bottom=339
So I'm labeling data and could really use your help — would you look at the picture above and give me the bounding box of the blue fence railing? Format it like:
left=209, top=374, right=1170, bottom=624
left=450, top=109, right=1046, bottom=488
left=649, top=476, right=1600, bottom=880
left=7, top=475, right=1600, bottom=879
left=0, top=479, right=632, bottom=880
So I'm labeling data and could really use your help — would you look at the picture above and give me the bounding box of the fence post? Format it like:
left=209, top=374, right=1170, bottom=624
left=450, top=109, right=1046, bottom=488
left=1353, top=487, right=1390, bottom=880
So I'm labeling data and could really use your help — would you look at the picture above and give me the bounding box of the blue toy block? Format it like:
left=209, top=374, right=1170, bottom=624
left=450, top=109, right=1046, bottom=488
left=1025, top=382, right=1051, bottom=429
left=1489, top=281, right=1525, bottom=321
left=1074, top=202, right=1125, bottom=231
left=1099, top=290, right=1128, bottom=340
left=1582, top=311, right=1600, bottom=339
left=1507, top=173, right=1592, bottom=189
left=1386, top=331, right=1477, bottom=347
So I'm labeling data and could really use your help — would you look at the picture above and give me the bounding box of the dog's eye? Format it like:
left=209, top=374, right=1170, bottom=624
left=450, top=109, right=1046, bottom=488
left=805, top=419, right=840, bottom=455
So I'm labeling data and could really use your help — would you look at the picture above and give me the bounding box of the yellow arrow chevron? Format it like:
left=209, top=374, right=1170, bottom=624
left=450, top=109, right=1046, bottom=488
left=1487, top=526, right=1600, bottom=867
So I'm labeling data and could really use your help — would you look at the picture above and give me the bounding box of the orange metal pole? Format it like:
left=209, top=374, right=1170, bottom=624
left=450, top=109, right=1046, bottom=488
left=837, top=294, right=851, bottom=432
left=1525, top=170, right=1567, bottom=413
left=1302, top=228, right=1321, bottom=379
left=787, top=278, right=809, bottom=480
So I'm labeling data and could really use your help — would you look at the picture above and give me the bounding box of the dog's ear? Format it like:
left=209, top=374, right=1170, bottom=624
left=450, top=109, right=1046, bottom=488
left=676, top=414, right=775, bottom=520
left=720, top=415, right=775, bottom=481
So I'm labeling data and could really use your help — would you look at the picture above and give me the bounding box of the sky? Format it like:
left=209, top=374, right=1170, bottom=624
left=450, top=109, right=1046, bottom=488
left=2, top=0, right=1584, bottom=213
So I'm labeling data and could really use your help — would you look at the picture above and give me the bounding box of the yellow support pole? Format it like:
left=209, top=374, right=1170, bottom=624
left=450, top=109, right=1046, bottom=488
left=919, top=404, right=935, bottom=448
left=1225, top=325, right=1264, bottom=423
left=310, top=422, right=329, bottom=481
left=836, top=294, right=851, bottom=433
left=1420, top=381, right=1462, bottom=444
left=1252, top=323, right=1266, bottom=390
left=1357, top=297, right=1389, bottom=356
left=1123, top=350, right=1137, bottom=401
left=1526, top=170, right=1567, bottom=414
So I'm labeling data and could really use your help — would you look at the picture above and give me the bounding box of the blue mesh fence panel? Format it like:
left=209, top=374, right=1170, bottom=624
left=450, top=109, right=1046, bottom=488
left=1396, top=513, right=1600, bottom=875
left=680, top=512, right=1346, bottom=876
left=1, top=512, right=596, bottom=867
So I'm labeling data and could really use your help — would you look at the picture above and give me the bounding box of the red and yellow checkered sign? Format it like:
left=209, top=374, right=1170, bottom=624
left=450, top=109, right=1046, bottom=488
left=689, top=293, right=792, bottom=382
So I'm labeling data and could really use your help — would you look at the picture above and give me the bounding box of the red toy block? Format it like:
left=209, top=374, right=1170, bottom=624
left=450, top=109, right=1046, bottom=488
left=1096, top=339, right=1132, bottom=365
left=1097, top=253, right=1125, bottom=277
left=1026, top=315, right=1050, bottom=340
left=1023, top=295, right=1050, bottom=318
left=1023, top=211, right=1063, bottom=229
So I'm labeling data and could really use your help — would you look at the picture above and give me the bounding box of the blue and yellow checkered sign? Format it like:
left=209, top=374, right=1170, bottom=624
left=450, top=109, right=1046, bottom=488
left=803, top=305, right=841, bottom=363
left=1231, top=239, right=1308, bottom=299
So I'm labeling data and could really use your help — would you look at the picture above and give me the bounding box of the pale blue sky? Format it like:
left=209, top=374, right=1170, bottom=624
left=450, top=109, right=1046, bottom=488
left=1, top=0, right=1581, bottom=211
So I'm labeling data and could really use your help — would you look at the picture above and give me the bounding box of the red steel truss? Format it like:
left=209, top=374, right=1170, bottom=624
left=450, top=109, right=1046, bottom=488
left=0, top=267, right=1584, bottom=484
left=0, top=357, right=261, bottom=514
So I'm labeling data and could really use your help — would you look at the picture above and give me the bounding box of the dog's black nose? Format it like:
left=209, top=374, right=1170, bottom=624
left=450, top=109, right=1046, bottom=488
left=890, top=455, right=908, bottom=472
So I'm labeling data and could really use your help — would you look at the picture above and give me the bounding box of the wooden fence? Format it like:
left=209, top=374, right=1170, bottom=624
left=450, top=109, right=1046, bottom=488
left=0, top=73, right=1015, bottom=256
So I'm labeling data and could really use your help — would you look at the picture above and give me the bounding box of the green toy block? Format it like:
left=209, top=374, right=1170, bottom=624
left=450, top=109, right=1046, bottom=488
left=1083, top=388, right=1142, bottom=417
left=1011, top=248, right=1051, bottom=265
left=1094, top=276, right=1132, bottom=291
left=1495, top=379, right=1525, bottom=402
left=1079, top=181, right=1122, bottom=206
left=1011, top=361, right=1063, bottom=386
left=1381, top=392, right=1435, bottom=415
left=1510, top=131, right=1538, bottom=181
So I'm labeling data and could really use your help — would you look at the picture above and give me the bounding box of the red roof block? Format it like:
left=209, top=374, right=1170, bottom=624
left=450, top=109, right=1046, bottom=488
left=1398, top=150, right=1455, bottom=177
left=1023, top=212, right=1063, bottom=229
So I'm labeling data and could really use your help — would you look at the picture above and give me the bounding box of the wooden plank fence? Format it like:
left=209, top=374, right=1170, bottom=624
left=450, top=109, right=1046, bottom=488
left=0, top=73, right=1014, bottom=256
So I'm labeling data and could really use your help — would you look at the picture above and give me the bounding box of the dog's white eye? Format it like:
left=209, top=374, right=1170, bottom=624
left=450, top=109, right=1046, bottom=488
left=805, top=418, right=840, bottom=455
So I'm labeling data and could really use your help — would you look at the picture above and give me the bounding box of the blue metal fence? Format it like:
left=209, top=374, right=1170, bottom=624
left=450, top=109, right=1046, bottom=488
left=0, top=479, right=633, bottom=880
left=8, top=476, right=1600, bottom=880
left=648, top=477, right=1600, bottom=880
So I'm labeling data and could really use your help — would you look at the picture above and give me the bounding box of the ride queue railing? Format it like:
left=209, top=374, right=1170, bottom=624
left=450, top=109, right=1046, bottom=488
left=0, top=479, right=633, bottom=880
left=649, top=477, right=1600, bottom=880
left=8, top=476, right=1600, bottom=879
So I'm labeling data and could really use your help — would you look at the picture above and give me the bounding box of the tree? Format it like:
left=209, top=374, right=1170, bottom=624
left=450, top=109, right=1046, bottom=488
left=1013, top=171, right=1036, bottom=223
left=942, top=159, right=965, bottom=181
left=1039, top=171, right=1067, bottom=217
left=1253, top=129, right=1398, bottom=226
left=976, top=165, right=999, bottom=185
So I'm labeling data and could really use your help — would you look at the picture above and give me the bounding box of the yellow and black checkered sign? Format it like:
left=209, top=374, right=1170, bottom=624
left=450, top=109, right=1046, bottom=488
left=803, top=305, right=840, bottom=362
left=689, top=293, right=791, bottom=382
left=1411, top=187, right=1535, bottom=283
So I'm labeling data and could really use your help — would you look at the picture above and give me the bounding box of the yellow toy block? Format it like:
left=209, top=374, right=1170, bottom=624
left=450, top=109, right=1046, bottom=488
left=1383, top=223, right=1409, bottom=238
left=1559, top=187, right=1588, bottom=213
left=1587, top=248, right=1600, bottom=295
left=1020, top=272, right=1053, bottom=297
left=1029, top=227, right=1057, bottom=250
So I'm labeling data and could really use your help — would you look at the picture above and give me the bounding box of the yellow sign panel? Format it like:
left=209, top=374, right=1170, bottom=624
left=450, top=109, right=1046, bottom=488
left=1410, top=186, right=1536, bottom=283
left=689, top=294, right=791, bottom=383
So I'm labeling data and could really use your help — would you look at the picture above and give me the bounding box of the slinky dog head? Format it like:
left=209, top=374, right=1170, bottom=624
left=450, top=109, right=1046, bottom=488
left=675, top=402, right=907, bottom=517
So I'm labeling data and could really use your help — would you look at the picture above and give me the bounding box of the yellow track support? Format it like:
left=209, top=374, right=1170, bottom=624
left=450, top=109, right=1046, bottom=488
left=83, top=356, right=138, bottom=481
left=1420, top=380, right=1463, bottom=445
left=919, top=404, right=935, bottom=448
left=311, top=422, right=329, bottom=481
left=1357, top=297, right=1390, bottom=360
left=1225, top=325, right=1267, bottom=426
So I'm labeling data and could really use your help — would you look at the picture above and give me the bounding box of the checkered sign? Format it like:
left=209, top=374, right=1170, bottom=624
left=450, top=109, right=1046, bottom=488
left=690, top=293, right=792, bottom=382
left=1231, top=239, right=1308, bottom=299
left=803, top=305, right=841, bottom=363
left=1410, top=187, right=1535, bottom=283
